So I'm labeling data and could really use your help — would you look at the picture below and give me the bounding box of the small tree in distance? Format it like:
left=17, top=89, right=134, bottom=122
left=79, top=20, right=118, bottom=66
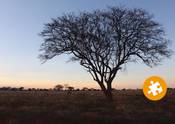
left=40, top=6, right=172, bottom=101
left=82, top=87, right=89, bottom=91
left=54, top=84, right=64, bottom=91
left=67, top=86, right=74, bottom=91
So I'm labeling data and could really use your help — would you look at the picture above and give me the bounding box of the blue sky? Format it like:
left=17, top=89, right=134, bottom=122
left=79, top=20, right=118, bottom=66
left=0, top=0, right=175, bottom=89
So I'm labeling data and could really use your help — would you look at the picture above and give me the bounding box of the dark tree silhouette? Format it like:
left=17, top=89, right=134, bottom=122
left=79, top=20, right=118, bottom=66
left=67, top=86, right=74, bottom=91
left=54, top=84, right=64, bottom=91
left=40, top=7, right=172, bottom=101
left=19, top=87, right=24, bottom=91
left=82, top=87, right=89, bottom=91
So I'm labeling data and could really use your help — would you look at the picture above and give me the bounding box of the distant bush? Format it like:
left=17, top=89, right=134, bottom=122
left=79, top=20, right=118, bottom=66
left=54, top=84, right=64, bottom=91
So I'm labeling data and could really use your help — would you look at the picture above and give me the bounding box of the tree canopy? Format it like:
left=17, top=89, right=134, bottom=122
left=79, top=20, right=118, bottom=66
left=40, top=7, right=172, bottom=100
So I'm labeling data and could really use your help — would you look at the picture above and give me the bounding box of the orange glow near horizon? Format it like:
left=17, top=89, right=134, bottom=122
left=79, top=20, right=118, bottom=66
left=0, top=76, right=174, bottom=89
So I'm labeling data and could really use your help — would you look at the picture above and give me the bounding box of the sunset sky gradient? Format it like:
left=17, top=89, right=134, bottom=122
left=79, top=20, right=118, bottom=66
left=0, top=0, right=175, bottom=89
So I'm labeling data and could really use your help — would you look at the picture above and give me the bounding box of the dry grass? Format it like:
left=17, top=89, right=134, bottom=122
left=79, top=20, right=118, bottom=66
left=0, top=89, right=175, bottom=124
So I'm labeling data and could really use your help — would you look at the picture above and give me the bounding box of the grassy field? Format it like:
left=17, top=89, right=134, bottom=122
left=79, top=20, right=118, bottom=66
left=0, top=89, right=175, bottom=124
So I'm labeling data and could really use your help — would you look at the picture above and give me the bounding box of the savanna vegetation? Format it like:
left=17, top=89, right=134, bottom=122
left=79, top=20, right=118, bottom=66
left=0, top=89, right=174, bottom=124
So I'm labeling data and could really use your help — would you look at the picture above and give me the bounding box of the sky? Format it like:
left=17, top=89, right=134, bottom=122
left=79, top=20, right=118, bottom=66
left=0, top=0, right=175, bottom=89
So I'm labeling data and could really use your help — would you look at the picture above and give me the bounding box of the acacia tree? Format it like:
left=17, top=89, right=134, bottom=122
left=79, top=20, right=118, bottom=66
left=39, top=7, right=171, bottom=101
left=54, top=84, right=64, bottom=91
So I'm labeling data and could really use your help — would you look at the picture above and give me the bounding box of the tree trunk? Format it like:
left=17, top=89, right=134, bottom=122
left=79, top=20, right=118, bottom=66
left=98, top=81, right=113, bottom=102
left=106, top=82, right=113, bottom=101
